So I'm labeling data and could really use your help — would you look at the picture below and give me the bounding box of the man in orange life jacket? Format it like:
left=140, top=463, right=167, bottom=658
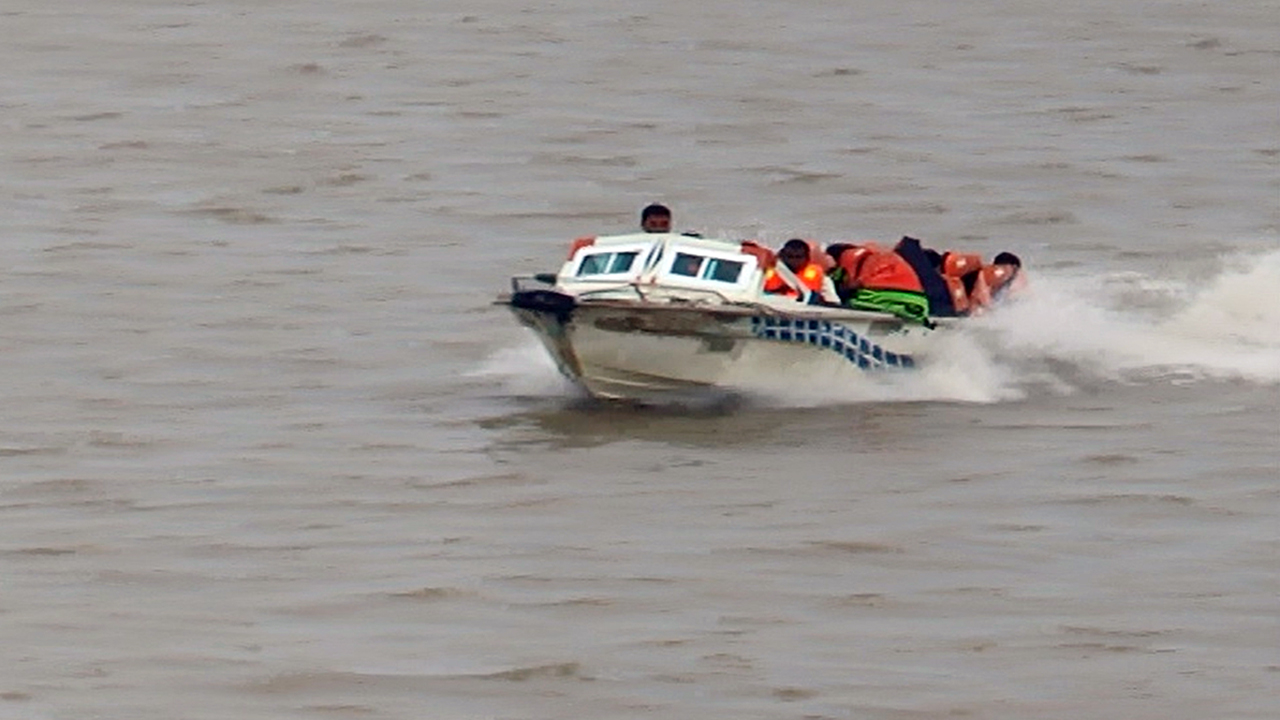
left=763, top=239, right=840, bottom=304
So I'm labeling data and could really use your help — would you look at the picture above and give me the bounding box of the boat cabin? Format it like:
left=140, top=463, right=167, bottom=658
left=555, top=232, right=801, bottom=303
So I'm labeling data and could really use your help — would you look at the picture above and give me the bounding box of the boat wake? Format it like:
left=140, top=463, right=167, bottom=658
left=979, top=248, right=1280, bottom=390
left=477, top=249, right=1280, bottom=407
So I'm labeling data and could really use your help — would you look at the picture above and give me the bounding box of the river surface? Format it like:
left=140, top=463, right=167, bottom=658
left=1, top=2, right=1277, bottom=719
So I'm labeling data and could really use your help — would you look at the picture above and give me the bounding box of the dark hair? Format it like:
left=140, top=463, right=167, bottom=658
left=781, top=238, right=810, bottom=255
left=993, top=251, right=1022, bottom=267
left=641, top=203, right=671, bottom=222
left=826, top=243, right=853, bottom=260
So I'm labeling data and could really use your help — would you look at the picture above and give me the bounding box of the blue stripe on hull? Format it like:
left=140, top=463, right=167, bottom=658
left=750, top=317, right=915, bottom=370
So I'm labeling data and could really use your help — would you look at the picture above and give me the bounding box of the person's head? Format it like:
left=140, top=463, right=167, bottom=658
left=825, top=243, right=853, bottom=262
left=640, top=203, right=672, bottom=233
left=778, top=239, right=811, bottom=272
left=993, top=251, right=1022, bottom=268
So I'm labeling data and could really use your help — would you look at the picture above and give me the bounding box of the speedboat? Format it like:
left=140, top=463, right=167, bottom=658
left=498, top=232, right=1008, bottom=403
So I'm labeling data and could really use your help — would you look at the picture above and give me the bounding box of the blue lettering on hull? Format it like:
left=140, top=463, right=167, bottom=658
left=750, top=317, right=915, bottom=369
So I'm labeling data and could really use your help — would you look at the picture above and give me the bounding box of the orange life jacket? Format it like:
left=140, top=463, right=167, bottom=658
left=804, top=240, right=835, bottom=272
left=942, top=275, right=971, bottom=314
left=763, top=262, right=827, bottom=296
left=936, top=253, right=982, bottom=314
left=833, top=243, right=881, bottom=290
left=853, top=250, right=925, bottom=293
left=968, top=263, right=1022, bottom=313
left=941, top=252, right=983, bottom=278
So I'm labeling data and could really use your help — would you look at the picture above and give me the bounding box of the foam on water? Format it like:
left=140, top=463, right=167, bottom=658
left=982, top=247, right=1280, bottom=386
left=742, top=329, right=1019, bottom=408
left=469, top=339, right=576, bottom=398
left=1164, top=250, right=1280, bottom=350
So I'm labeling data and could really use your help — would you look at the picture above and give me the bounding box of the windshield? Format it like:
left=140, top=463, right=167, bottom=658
left=576, top=251, right=639, bottom=276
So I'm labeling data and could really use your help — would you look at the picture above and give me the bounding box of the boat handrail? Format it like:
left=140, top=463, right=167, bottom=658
left=576, top=283, right=738, bottom=305
left=512, top=274, right=642, bottom=293
left=574, top=283, right=647, bottom=302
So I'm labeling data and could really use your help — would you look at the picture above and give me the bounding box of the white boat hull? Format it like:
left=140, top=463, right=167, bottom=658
left=508, top=294, right=942, bottom=402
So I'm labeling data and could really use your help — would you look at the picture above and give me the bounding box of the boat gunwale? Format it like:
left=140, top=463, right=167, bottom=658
left=497, top=292, right=958, bottom=328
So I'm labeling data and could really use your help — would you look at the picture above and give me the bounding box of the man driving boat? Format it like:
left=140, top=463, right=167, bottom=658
left=640, top=203, right=672, bottom=233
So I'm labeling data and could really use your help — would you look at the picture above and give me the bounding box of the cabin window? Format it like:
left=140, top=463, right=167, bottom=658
left=670, top=253, right=705, bottom=277
left=703, top=258, right=744, bottom=283
left=608, top=252, right=638, bottom=273
left=576, top=251, right=638, bottom=276
left=667, top=253, right=746, bottom=283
